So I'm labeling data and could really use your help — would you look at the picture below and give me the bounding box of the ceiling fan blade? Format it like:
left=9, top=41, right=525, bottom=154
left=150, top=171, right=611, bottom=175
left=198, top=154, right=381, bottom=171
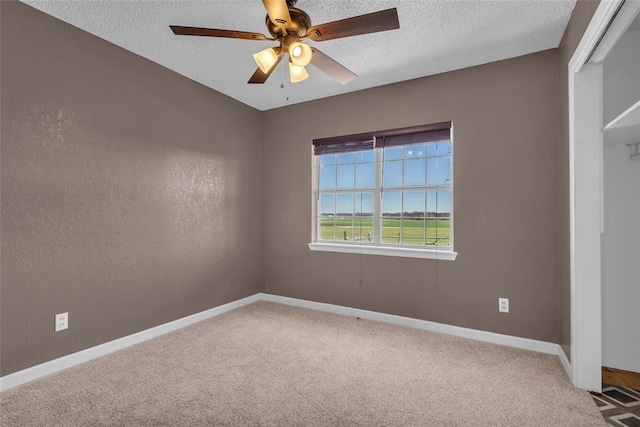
left=304, top=8, right=399, bottom=42
left=310, top=47, right=356, bottom=85
left=262, top=0, right=292, bottom=33
left=170, top=26, right=272, bottom=41
left=248, top=53, right=284, bottom=84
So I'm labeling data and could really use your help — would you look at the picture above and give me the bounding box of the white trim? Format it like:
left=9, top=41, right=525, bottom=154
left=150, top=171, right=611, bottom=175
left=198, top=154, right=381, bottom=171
left=602, top=356, right=640, bottom=374
left=308, top=242, right=458, bottom=260
left=558, top=346, right=572, bottom=381
left=261, top=294, right=564, bottom=358
left=571, top=0, right=625, bottom=73
left=569, top=0, right=628, bottom=393
left=0, top=294, right=261, bottom=392
left=570, top=62, right=604, bottom=393
left=1, top=292, right=572, bottom=393
left=261, top=293, right=355, bottom=317
left=587, top=0, right=640, bottom=65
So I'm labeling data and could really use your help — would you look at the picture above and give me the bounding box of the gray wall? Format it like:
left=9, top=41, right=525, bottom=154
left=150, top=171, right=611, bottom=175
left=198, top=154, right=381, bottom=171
left=557, top=0, right=601, bottom=361
left=1, top=0, right=602, bottom=377
left=0, top=1, right=262, bottom=375
left=262, top=50, right=562, bottom=343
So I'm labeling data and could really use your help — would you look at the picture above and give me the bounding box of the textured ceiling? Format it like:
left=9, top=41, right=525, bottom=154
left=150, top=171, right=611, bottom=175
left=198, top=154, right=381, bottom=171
left=22, top=0, right=577, bottom=111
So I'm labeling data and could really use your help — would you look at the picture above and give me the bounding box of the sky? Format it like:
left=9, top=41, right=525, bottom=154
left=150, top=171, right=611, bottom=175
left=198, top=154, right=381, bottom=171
left=319, top=142, right=453, bottom=217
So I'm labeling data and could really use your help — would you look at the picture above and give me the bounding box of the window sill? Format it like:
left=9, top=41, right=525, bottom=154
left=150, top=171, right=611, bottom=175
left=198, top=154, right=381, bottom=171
left=308, top=242, right=458, bottom=261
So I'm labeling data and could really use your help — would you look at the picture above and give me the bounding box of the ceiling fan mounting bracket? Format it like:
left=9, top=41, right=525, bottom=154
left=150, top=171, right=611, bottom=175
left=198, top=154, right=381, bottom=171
left=265, top=7, right=311, bottom=39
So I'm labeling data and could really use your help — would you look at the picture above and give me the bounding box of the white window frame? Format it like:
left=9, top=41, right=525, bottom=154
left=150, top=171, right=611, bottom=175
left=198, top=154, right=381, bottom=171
left=309, top=127, right=457, bottom=261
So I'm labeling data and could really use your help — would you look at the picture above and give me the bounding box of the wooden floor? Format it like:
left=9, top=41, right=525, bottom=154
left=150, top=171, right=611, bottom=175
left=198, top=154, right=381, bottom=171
left=602, top=367, right=640, bottom=390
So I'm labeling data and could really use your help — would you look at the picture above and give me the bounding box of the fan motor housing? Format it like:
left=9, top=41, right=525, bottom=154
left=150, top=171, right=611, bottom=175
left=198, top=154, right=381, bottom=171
left=266, top=7, right=311, bottom=38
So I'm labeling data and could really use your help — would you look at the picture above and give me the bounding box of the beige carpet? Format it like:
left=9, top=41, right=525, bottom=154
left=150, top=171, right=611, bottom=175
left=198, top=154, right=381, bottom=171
left=1, top=301, right=605, bottom=426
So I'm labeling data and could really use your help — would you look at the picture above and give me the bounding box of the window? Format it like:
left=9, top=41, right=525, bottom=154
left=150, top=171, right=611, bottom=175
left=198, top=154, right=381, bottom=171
left=310, top=122, right=456, bottom=260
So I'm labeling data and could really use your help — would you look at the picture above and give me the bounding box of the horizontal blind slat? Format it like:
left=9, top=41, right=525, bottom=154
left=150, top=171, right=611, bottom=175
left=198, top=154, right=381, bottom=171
left=376, top=129, right=450, bottom=148
left=312, top=122, right=451, bottom=155
left=312, top=139, right=374, bottom=156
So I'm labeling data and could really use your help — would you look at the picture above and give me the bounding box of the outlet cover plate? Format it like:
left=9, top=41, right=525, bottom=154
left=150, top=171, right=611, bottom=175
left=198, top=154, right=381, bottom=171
left=55, top=312, right=68, bottom=332
left=498, top=298, right=509, bottom=313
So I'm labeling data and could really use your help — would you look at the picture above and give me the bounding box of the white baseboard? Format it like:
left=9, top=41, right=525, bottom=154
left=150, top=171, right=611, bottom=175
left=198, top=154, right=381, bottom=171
left=1, top=292, right=573, bottom=392
left=558, top=346, right=572, bottom=381
left=262, top=293, right=573, bottom=383
left=261, top=293, right=356, bottom=317
left=261, top=293, right=563, bottom=356
left=603, top=355, right=640, bottom=374
left=0, top=294, right=261, bottom=392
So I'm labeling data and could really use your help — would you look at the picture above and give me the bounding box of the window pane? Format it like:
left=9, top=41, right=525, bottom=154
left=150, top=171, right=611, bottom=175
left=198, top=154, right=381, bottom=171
left=438, top=157, right=452, bottom=184
left=319, top=166, right=336, bottom=189
left=404, top=144, right=426, bottom=159
left=381, top=218, right=401, bottom=245
left=427, top=141, right=452, bottom=157
left=356, top=150, right=374, bottom=163
left=438, top=141, right=453, bottom=156
left=427, top=158, right=438, bottom=185
left=320, top=154, right=336, bottom=166
left=436, top=219, right=451, bottom=246
left=404, top=159, right=426, bottom=186
left=337, top=152, right=355, bottom=164
left=426, top=191, right=436, bottom=218
left=354, top=217, right=374, bottom=243
left=436, top=190, right=451, bottom=216
left=426, top=219, right=437, bottom=245
left=427, top=190, right=452, bottom=217
left=402, top=218, right=425, bottom=246
left=336, top=193, right=353, bottom=216
left=318, top=217, right=335, bottom=241
left=319, top=193, right=335, bottom=216
left=403, top=191, right=425, bottom=218
left=356, top=163, right=375, bottom=188
left=427, top=142, right=436, bottom=157
left=383, top=161, right=402, bottom=187
left=336, top=218, right=354, bottom=242
left=337, top=164, right=355, bottom=188
left=383, top=146, right=402, bottom=161
left=382, top=192, right=401, bottom=216
left=428, top=158, right=451, bottom=185
left=355, top=192, right=374, bottom=216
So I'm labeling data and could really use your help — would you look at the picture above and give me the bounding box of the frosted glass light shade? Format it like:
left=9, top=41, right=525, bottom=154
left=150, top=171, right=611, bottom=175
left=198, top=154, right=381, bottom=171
left=289, top=62, right=309, bottom=83
left=253, top=48, right=278, bottom=73
left=288, top=42, right=312, bottom=67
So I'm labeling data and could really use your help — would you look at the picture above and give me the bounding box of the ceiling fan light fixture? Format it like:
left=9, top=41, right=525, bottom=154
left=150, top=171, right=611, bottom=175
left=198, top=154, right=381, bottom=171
left=171, top=4, right=399, bottom=86
left=289, top=62, right=309, bottom=83
left=253, top=47, right=279, bottom=73
left=288, top=41, right=312, bottom=67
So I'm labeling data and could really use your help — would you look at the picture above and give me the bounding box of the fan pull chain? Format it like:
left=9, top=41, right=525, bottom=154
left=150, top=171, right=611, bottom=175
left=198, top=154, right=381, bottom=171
left=280, top=58, right=285, bottom=88
left=280, top=60, right=289, bottom=101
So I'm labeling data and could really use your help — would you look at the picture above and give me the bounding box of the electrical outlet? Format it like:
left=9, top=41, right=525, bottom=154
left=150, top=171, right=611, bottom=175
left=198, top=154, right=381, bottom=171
left=498, top=298, right=509, bottom=313
left=55, top=312, right=68, bottom=332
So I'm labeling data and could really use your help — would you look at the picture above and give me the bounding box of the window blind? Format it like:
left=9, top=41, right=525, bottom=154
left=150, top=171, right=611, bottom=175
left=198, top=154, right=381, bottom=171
left=312, top=133, right=374, bottom=156
left=312, top=121, right=451, bottom=155
left=376, top=129, right=451, bottom=148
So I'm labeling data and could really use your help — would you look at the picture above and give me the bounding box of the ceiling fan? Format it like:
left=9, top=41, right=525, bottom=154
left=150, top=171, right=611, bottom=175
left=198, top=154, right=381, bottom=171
left=170, top=0, right=399, bottom=85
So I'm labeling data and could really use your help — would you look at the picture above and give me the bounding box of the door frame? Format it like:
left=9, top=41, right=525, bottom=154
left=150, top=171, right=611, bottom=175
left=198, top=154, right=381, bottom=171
left=569, top=0, right=639, bottom=391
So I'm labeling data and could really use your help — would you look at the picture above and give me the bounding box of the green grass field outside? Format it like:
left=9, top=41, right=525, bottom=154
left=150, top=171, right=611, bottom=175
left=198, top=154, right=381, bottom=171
left=319, top=218, right=451, bottom=246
